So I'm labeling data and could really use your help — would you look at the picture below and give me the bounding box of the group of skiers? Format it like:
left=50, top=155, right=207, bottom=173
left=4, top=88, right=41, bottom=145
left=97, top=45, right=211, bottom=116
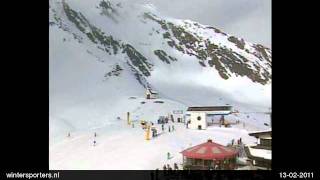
left=151, top=123, right=158, bottom=138
left=160, top=123, right=175, bottom=133
left=168, top=125, right=175, bottom=132
left=93, top=132, right=97, bottom=146
left=231, top=137, right=242, bottom=146
left=67, top=132, right=98, bottom=146
left=157, top=116, right=169, bottom=124
left=162, top=163, right=179, bottom=170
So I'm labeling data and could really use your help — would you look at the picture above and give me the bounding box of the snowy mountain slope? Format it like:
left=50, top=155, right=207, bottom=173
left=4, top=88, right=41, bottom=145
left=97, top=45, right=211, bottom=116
left=49, top=0, right=271, bottom=147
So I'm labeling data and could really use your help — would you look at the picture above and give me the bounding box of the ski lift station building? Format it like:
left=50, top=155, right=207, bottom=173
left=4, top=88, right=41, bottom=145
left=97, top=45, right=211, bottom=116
left=185, top=106, right=233, bottom=130
left=145, top=88, right=158, bottom=99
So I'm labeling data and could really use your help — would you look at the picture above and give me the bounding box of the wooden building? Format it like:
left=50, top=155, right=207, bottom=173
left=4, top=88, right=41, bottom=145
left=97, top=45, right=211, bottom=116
left=145, top=88, right=158, bottom=99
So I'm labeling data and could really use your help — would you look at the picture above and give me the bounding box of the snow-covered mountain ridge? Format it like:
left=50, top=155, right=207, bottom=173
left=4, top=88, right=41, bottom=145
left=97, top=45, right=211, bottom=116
left=50, top=0, right=271, bottom=85
left=49, top=0, right=271, bottom=135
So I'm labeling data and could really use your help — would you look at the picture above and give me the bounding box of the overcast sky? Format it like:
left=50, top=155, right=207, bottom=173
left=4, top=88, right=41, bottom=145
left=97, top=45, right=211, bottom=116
left=150, top=0, right=271, bottom=48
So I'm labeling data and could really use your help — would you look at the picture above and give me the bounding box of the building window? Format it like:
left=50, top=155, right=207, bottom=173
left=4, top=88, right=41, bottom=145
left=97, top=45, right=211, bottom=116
left=197, top=116, right=201, bottom=121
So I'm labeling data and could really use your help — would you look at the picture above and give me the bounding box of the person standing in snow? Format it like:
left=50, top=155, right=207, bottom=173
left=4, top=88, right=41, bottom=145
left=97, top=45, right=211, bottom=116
left=174, top=163, right=179, bottom=170
left=93, top=140, right=96, bottom=146
left=152, top=129, right=154, bottom=137
left=172, top=125, right=175, bottom=131
left=167, top=152, right=171, bottom=160
left=161, top=124, right=164, bottom=131
left=67, top=132, right=71, bottom=137
left=168, top=126, right=171, bottom=132
left=94, top=132, right=97, bottom=137
left=163, top=165, right=167, bottom=170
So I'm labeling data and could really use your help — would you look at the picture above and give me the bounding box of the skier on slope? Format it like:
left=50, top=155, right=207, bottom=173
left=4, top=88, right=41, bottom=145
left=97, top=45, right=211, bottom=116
left=163, top=165, right=167, bottom=170
left=151, top=128, right=155, bottom=138
left=94, top=132, right=97, bottom=137
left=153, top=129, right=157, bottom=137
left=93, top=140, right=96, bottom=146
left=174, top=163, right=179, bottom=170
left=161, top=124, right=164, bottom=131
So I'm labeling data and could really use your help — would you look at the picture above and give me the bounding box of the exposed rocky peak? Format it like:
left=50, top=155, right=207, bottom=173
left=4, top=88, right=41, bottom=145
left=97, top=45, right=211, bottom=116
left=122, top=44, right=153, bottom=77
left=62, top=1, right=121, bottom=55
left=52, top=1, right=153, bottom=79
left=50, top=0, right=271, bottom=86
left=104, top=64, right=123, bottom=80
left=227, top=36, right=245, bottom=50
left=98, top=0, right=120, bottom=23
left=126, top=62, right=151, bottom=89
left=143, top=12, right=271, bottom=85
left=154, top=50, right=177, bottom=64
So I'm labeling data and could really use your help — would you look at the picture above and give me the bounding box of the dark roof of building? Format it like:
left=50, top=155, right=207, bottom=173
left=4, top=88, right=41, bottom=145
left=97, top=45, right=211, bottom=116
left=248, top=130, right=272, bottom=138
left=147, top=88, right=158, bottom=94
left=187, top=106, right=232, bottom=112
left=251, top=145, right=271, bottom=151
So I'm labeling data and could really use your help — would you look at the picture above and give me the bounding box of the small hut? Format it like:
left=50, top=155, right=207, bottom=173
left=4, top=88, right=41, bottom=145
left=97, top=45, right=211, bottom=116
left=181, top=139, right=238, bottom=170
left=145, top=88, right=158, bottom=99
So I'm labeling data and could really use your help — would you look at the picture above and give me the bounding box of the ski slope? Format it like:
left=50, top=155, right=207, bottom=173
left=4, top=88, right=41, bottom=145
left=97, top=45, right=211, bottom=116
left=50, top=114, right=258, bottom=169
left=49, top=98, right=268, bottom=169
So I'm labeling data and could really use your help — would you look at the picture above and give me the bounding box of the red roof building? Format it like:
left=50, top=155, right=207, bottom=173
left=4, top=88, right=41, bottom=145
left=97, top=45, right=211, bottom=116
left=181, top=139, right=238, bottom=170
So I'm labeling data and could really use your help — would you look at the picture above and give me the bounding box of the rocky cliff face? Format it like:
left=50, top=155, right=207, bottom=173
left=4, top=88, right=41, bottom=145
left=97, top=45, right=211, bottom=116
left=143, top=12, right=271, bottom=84
left=50, top=0, right=271, bottom=87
